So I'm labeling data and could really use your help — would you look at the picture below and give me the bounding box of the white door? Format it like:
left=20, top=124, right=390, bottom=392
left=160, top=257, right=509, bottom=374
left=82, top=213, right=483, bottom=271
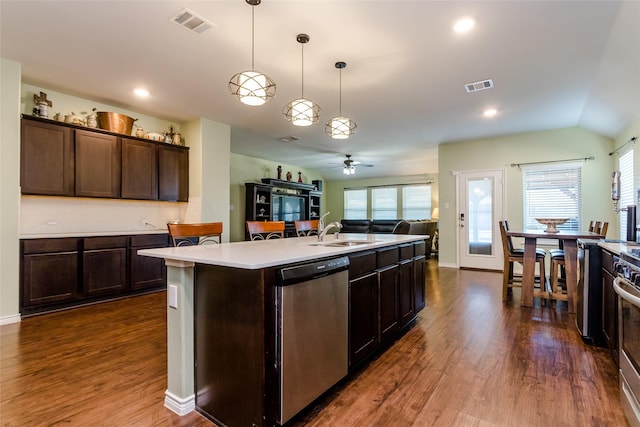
left=456, top=169, right=504, bottom=270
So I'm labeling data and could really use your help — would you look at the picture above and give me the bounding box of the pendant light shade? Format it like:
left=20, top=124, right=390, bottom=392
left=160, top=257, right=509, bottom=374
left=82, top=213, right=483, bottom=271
left=325, top=61, right=357, bottom=139
left=228, top=0, right=276, bottom=106
left=283, top=34, right=320, bottom=126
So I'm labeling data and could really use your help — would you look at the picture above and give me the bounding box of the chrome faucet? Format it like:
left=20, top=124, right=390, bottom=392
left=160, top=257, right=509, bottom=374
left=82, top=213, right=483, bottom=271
left=318, top=221, right=342, bottom=241
left=318, top=212, right=330, bottom=236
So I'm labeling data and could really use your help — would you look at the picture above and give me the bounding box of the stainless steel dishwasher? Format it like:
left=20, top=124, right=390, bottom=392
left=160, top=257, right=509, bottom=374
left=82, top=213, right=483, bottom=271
left=277, top=256, right=350, bottom=424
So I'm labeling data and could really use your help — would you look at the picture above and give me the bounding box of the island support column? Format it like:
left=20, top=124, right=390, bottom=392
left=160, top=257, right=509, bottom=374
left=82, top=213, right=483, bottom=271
left=163, top=259, right=196, bottom=415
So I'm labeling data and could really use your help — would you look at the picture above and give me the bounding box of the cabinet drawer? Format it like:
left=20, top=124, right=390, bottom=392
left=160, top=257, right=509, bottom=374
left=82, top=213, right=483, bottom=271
left=399, top=244, right=414, bottom=260
left=131, top=233, right=169, bottom=247
left=22, top=238, right=80, bottom=255
left=377, top=246, right=399, bottom=268
left=84, top=236, right=128, bottom=250
left=348, top=251, right=376, bottom=279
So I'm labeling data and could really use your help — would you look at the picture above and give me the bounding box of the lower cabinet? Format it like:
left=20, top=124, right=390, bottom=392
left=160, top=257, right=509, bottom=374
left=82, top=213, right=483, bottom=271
left=130, top=234, right=169, bottom=290
left=20, top=234, right=168, bottom=316
left=22, top=238, right=80, bottom=307
left=601, top=249, right=618, bottom=366
left=83, top=236, right=127, bottom=296
left=348, top=240, right=427, bottom=367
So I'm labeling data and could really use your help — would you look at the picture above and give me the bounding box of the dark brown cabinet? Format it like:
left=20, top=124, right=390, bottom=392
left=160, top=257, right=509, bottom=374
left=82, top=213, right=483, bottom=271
left=20, top=116, right=188, bottom=202
left=245, top=183, right=273, bottom=221
left=398, top=259, right=415, bottom=327
left=121, top=138, right=158, bottom=200
left=601, top=249, right=618, bottom=366
left=159, top=144, right=189, bottom=202
left=413, top=255, right=426, bottom=312
left=83, top=237, right=127, bottom=296
left=75, top=129, right=120, bottom=198
left=130, top=234, right=169, bottom=290
left=21, top=238, right=79, bottom=307
left=348, top=250, right=379, bottom=366
left=20, top=233, right=169, bottom=316
left=377, top=246, right=400, bottom=342
left=20, top=119, right=74, bottom=196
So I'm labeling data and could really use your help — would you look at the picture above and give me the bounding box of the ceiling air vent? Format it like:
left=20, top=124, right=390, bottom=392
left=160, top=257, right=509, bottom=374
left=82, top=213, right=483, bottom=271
left=465, top=79, right=494, bottom=93
left=279, top=136, right=300, bottom=143
left=171, top=8, right=215, bottom=34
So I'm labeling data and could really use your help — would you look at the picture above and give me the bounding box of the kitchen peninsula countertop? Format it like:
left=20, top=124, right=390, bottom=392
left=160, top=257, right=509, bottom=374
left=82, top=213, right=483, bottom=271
left=139, top=233, right=428, bottom=270
left=598, top=240, right=640, bottom=256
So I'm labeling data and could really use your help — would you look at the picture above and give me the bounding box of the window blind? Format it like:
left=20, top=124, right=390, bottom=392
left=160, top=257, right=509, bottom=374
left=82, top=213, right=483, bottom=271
left=522, top=163, right=581, bottom=231
left=344, top=189, right=367, bottom=219
left=619, top=149, right=634, bottom=239
left=402, top=185, right=432, bottom=220
left=372, top=187, right=398, bottom=219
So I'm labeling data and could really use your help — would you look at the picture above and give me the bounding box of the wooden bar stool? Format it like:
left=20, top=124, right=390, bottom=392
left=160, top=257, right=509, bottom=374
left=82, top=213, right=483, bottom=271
left=499, top=220, right=548, bottom=301
left=167, top=222, right=223, bottom=246
left=246, top=221, right=285, bottom=240
left=294, top=220, right=319, bottom=236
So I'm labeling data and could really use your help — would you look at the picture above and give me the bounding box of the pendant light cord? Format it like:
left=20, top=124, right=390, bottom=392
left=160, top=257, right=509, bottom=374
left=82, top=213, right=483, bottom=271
left=301, top=43, right=305, bottom=98
left=251, top=5, right=255, bottom=71
left=338, top=68, right=342, bottom=115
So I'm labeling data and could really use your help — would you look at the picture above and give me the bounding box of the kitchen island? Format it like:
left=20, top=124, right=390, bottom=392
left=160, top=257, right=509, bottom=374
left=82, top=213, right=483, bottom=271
left=139, top=233, right=428, bottom=426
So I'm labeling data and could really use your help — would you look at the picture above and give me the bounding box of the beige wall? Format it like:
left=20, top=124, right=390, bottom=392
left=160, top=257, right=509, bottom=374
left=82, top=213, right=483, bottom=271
left=1, top=58, right=22, bottom=323
left=229, top=153, right=325, bottom=242
left=438, top=127, right=616, bottom=267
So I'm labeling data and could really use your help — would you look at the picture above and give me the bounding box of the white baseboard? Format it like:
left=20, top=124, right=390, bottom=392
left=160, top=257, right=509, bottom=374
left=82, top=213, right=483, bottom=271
left=438, top=262, right=458, bottom=268
left=164, top=390, right=195, bottom=416
left=0, top=314, right=21, bottom=325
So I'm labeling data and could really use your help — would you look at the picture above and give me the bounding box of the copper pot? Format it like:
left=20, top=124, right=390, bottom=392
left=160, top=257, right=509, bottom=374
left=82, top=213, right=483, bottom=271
left=97, top=112, right=137, bottom=135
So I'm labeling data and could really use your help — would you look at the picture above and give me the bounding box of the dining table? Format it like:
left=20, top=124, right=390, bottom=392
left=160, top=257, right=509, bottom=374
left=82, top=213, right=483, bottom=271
left=505, top=229, right=602, bottom=313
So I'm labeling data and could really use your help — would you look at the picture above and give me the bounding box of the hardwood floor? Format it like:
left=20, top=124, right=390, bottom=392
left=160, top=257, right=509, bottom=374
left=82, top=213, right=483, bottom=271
left=1, top=260, right=628, bottom=426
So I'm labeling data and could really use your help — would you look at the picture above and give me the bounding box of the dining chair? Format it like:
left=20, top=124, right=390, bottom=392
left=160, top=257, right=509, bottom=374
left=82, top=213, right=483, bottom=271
left=499, top=220, right=547, bottom=301
left=167, top=222, right=223, bottom=246
left=294, top=220, right=319, bottom=237
left=550, top=220, right=608, bottom=298
left=246, top=221, right=285, bottom=240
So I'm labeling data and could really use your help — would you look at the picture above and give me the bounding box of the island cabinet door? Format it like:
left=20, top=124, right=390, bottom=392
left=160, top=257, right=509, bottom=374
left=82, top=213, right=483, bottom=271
left=349, top=271, right=379, bottom=366
left=378, top=264, right=399, bottom=342
left=413, top=255, right=426, bottom=312
left=398, top=259, right=415, bottom=328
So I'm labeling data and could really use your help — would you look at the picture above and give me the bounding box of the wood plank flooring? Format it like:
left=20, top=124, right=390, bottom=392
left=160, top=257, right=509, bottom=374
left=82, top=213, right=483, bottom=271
left=1, top=260, right=628, bottom=426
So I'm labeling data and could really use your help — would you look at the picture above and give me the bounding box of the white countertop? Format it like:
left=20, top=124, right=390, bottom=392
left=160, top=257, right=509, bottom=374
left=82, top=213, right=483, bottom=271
left=138, top=233, right=428, bottom=270
left=598, top=240, right=640, bottom=256
left=20, top=229, right=169, bottom=239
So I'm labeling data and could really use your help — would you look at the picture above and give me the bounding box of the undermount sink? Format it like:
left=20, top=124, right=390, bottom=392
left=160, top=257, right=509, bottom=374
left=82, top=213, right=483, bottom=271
left=307, top=240, right=377, bottom=247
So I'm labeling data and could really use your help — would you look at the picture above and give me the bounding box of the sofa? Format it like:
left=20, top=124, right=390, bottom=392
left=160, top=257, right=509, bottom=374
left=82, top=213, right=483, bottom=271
left=340, top=219, right=437, bottom=257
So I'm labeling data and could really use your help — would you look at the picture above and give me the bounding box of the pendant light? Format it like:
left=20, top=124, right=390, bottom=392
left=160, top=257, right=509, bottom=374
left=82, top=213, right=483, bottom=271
left=228, top=0, right=276, bottom=106
left=325, top=61, right=357, bottom=139
left=283, top=34, right=320, bottom=126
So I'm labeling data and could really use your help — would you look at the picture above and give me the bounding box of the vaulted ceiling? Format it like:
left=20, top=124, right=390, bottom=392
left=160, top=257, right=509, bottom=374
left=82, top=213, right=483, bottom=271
left=1, top=1, right=638, bottom=180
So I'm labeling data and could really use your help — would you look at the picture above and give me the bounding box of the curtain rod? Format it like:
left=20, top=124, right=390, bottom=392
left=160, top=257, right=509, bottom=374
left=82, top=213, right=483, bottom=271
left=345, top=181, right=434, bottom=190
left=510, top=156, right=594, bottom=168
left=609, top=136, right=637, bottom=156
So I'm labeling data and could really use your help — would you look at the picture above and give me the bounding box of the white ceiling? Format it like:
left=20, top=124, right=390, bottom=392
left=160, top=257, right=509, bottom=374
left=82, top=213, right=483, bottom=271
left=1, top=1, right=639, bottom=180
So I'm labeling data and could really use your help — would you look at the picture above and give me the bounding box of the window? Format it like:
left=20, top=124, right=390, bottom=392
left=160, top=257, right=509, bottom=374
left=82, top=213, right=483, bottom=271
left=522, top=163, right=582, bottom=231
left=402, top=185, right=432, bottom=220
left=372, top=187, right=398, bottom=219
left=344, top=189, right=367, bottom=219
left=619, top=149, right=634, bottom=239
left=343, top=184, right=432, bottom=219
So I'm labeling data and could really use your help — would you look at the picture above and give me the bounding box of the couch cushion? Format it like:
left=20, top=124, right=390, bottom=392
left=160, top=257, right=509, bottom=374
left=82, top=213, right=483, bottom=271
left=340, top=219, right=372, bottom=233
left=371, top=219, right=402, bottom=233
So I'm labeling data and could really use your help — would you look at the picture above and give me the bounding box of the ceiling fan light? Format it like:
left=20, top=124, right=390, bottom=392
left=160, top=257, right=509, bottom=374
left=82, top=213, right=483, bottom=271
left=325, top=116, right=357, bottom=139
left=283, top=98, right=320, bottom=126
left=229, top=70, right=276, bottom=106
left=343, top=164, right=356, bottom=175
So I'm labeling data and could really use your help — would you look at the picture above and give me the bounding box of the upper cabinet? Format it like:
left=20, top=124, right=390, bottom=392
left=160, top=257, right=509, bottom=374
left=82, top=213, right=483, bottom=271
left=75, top=130, right=121, bottom=198
left=159, top=144, right=189, bottom=202
left=121, top=137, right=158, bottom=200
left=21, top=119, right=74, bottom=196
left=20, top=116, right=188, bottom=202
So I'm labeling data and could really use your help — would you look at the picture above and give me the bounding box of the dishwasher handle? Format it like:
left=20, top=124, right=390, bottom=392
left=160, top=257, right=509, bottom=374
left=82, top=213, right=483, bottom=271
left=279, top=256, right=350, bottom=285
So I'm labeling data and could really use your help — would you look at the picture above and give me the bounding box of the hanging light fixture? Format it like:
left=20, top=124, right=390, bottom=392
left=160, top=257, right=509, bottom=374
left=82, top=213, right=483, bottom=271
left=343, top=164, right=356, bottom=175
left=283, top=34, right=320, bottom=126
left=228, top=0, right=276, bottom=106
left=325, top=61, right=357, bottom=139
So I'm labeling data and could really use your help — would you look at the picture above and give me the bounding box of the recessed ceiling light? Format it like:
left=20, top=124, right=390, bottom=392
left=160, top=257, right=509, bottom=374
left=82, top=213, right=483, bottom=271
left=483, top=108, right=497, bottom=117
left=454, top=17, right=475, bottom=33
left=134, top=88, right=149, bottom=98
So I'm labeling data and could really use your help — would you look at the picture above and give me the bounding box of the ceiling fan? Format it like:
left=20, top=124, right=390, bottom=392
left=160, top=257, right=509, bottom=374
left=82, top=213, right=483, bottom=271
left=342, top=154, right=373, bottom=175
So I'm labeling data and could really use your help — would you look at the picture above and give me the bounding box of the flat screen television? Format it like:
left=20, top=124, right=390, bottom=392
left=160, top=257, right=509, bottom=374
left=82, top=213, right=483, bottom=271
left=273, top=194, right=305, bottom=222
